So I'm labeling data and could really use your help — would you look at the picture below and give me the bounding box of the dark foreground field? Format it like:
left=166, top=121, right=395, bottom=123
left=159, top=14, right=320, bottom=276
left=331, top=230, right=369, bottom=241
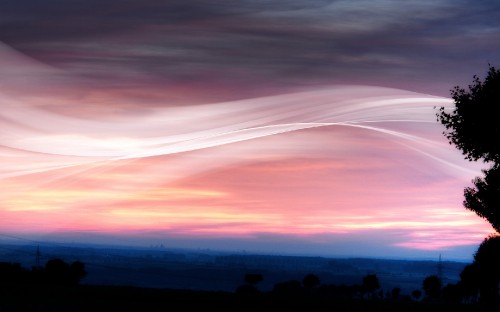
left=0, top=284, right=485, bottom=312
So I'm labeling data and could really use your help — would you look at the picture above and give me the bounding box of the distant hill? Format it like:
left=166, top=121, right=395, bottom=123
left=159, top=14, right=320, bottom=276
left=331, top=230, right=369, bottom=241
left=0, top=243, right=467, bottom=295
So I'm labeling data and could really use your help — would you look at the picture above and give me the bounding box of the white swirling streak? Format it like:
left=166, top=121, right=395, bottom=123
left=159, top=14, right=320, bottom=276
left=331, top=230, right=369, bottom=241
left=0, top=85, right=477, bottom=180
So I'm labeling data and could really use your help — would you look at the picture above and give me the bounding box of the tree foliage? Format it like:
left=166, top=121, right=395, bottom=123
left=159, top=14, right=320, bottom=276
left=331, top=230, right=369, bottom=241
left=437, top=65, right=500, bottom=233
left=473, top=235, right=500, bottom=307
left=437, top=65, right=500, bottom=163
left=437, top=65, right=500, bottom=308
left=464, top=164, right=500, bottom=232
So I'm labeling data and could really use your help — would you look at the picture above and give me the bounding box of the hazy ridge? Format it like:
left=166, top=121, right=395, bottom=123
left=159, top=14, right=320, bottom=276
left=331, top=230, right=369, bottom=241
left=0, top=243, right=467, bottom=295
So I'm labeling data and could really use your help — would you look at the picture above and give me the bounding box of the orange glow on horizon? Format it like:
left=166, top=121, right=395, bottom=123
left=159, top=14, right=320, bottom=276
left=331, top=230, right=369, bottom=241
left=0, top=154, right=493, bottom=252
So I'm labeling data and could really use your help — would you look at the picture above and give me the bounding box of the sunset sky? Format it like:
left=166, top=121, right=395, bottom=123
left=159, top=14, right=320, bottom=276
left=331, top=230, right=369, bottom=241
left=1, top=0, right=500, bottom=260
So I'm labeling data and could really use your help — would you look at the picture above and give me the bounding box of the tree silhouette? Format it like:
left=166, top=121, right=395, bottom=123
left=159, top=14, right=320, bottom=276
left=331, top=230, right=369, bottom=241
left=44, top=259, right=87, bottom=286
left=411, top=289, right=422, bottom=301
left=362, top=274, right=380, bottom=293
left=361, top=274, right=383, bottom=299
left=437, top=65, right=500, bottom=309
left=236, top=273, right=263, bottom=295
left=464, top=164, right=500, bottom=233
left=45, top=258, right=70, bottom=285
left=473, top=235, right=500, bottom=307
left=436, top=65, right=500, bottom=232
left=302, top=273, right=320, bottom=289
left=459, top=263, right=480, bottom=303
left=0, top=262, right=27, bottom=285
left=391, top=287, right=401, bottom=301
left=422, top=275, right=442, bottom=300
left=436, top=65, right=500, bottom=164
left=69, top=261, right=87, bottom=285
left=442, top=283, right=462, bottom=304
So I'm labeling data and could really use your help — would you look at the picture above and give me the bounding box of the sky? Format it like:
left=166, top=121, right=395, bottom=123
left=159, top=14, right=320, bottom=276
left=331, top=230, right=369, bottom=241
left=1, top=0, right=500, bottom=261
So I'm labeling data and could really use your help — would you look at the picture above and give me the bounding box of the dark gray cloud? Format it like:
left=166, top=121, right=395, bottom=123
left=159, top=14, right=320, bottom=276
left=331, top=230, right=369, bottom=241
left=1, top=0, right=499, bottom=97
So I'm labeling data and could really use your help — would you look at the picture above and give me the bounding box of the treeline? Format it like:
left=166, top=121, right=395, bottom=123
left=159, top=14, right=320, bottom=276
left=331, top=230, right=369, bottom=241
left=0, top=259, right=86, bottom=286
left=235, top=267, right=497, bottom=310
left=237, top=272, right=389, bottom=300
left=233, top=235, right=500, bottom=310
left=1, top=256, right=497, bottom=310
